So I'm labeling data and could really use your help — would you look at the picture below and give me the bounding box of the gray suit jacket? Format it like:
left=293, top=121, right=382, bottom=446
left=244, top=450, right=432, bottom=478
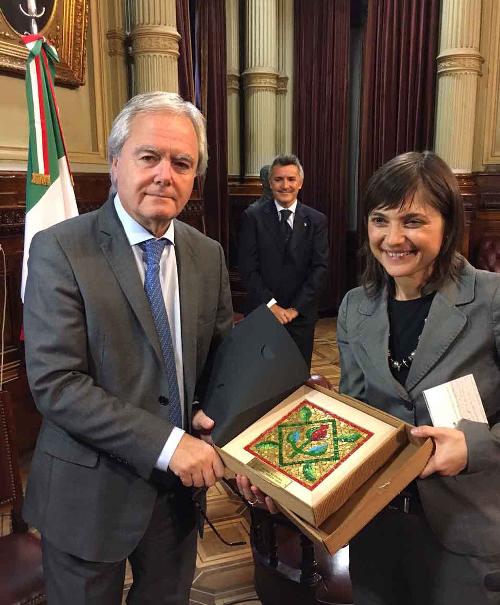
left=337, top=260, right=500, bottom=557
left=23, top=197, right=233, bottom=562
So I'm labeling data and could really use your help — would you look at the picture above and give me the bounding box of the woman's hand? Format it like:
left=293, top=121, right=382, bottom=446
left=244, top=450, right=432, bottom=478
left=411, top=425, right=468, bottom=478
left=236, top=474, right=278, bottom=513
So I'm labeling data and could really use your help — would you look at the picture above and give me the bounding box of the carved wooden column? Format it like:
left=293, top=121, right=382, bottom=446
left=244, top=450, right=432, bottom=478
left=243, top=0, right=279, bottom=176
left=435, top=0, right=484, bottom=173
left=226, top=0, right=240, bottom=177
left=276, top=0, right=293, bottom=154
left=130, top=0, right=180, bottom=93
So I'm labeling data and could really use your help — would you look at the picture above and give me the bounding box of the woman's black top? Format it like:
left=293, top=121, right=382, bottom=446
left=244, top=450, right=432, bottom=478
left=387, top=292, right=436, bottom=503
left=387, top=292, right=435, bottom=386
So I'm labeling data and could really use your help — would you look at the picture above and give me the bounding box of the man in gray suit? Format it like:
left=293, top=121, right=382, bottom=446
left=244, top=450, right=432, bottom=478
left=23, top=92, right=233, bottom=604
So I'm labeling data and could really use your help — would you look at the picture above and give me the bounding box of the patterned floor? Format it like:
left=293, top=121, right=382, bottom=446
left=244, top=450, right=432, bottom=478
left=310, top=317, right=340, bottom=389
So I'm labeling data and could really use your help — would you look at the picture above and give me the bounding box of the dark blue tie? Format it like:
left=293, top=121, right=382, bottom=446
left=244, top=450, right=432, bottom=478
left=140, top=239, right=182, bottom=428
left=280, top=209, right=293, bottom=243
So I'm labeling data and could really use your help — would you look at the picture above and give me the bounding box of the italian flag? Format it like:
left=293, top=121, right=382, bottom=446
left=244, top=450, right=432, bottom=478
left=21, top=34, right=78, bottom=300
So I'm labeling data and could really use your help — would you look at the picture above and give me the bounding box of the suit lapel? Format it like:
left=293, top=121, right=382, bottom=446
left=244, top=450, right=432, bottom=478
left=97, top=198, right=164, bottom=366
left=262, top=199, right=285, bottom=252
left=174, top=220, right=198, bottom=408
left=405, top=264, right=474, bottom=391
left=288, top=202, right=308, bottom=252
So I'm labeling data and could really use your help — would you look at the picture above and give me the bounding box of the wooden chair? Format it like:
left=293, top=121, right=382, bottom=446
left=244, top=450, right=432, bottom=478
left=250, top=508, right=352, bottom=605
left=0, top=390, right=45, bottom=605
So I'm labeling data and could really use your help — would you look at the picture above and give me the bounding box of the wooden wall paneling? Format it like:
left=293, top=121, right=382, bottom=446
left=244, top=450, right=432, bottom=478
left=469, top=209, right=500, bottom=266
left=475, top=173, right=500, bottom=209
left=460, top=172, right=500, bottom=266
left=179, top=183, right=205, bottom=234
left=0, top=172, right=112, bottom=211
left=0, top=173, right=33, bottom=452
left=0, top=230, right=39, bottom=453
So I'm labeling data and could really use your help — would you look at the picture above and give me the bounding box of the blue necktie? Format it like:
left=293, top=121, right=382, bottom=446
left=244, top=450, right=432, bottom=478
left=140, top=239, right=182, bottom=428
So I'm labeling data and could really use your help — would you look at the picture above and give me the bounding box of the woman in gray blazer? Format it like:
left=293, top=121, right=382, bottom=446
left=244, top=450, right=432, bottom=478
left=337, top=151, right=500, bottom=605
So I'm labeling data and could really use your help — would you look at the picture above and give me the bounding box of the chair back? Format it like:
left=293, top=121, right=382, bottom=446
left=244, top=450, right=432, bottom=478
left=0, top=391, right=46, bottom=605
left=475, top=236, right=500, bottom=273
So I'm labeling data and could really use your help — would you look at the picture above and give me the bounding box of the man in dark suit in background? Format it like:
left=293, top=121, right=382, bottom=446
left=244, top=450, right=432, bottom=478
left=255, top=164, right=273, bottom=205
left=23, top=92, right=233, bottom=604
left=238, top=154, right=329, bottom=368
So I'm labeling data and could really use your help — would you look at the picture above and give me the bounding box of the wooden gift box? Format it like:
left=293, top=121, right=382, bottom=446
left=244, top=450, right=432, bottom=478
left=217, top=383, right=414, bottom=527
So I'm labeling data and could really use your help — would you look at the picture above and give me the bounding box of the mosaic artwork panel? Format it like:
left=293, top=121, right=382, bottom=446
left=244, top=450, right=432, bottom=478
left=244, top=400, right=373, bottom=490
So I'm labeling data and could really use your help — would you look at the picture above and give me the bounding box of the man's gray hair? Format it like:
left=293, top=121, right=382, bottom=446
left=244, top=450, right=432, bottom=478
left=108, top=91, right=208, bottom=177
left=270, top=154, right=304, bottom=181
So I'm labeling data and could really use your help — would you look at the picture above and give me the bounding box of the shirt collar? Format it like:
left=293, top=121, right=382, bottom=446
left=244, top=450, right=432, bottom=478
left=114, top=193, right=175, bottom=246
left=274, top=199, right=297, bottom=214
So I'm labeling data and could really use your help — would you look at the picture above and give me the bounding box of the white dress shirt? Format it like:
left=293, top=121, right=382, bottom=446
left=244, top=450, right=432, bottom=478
left=114, top=195, right=184, bottom=471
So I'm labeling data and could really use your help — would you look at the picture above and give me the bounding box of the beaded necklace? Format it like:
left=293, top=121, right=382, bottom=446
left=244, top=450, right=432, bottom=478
left=387, top=322, right=425, bottom=372
left=387, top=292, right=435, bottom=376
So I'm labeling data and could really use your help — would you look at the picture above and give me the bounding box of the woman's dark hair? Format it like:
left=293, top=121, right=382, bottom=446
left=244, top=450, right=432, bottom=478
left=361, top=151, right=465, bottom=296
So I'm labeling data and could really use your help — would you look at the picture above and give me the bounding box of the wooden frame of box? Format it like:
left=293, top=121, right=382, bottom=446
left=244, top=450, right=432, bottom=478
left=217, top=384, right=411, bottom=526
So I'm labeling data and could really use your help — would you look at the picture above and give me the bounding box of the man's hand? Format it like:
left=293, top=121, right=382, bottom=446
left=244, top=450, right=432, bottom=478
left=192, top=408, right=215, bottom=444
left=411, top=425, right=468, bottom=478
left=236, top=474, right=278, bottom=513
left=270, top=303, right=298, bottom=324
left=270, top=303, right=289, bottom=324
left=170, top=432, right=225, bottom=488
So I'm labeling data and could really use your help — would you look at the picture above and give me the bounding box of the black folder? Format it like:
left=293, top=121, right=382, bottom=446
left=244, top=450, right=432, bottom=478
left=202, top=304, right=310, bottom=446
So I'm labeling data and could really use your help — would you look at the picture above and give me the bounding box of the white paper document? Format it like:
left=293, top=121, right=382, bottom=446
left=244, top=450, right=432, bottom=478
left=422, top=374, right=488, bottom=428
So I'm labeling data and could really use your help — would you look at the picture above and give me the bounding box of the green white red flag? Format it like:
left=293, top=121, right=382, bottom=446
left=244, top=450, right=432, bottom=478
left=21, top=34, right=78, bottom=300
